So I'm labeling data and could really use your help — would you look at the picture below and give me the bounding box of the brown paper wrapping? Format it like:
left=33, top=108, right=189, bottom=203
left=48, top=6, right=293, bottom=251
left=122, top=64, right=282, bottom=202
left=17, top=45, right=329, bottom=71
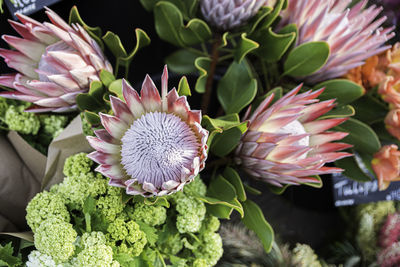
left=0, top=115, right=92, bottom=232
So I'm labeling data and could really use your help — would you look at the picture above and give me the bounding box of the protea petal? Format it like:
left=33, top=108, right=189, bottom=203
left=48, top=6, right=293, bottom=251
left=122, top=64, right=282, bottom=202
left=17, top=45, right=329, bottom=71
left=279, top=0, right=395, bottom=83
left=88, top=67, right=208, bottom=197
left=235, top=85, right=352, bottom=187
left=0, top=8, right=112, bottom=112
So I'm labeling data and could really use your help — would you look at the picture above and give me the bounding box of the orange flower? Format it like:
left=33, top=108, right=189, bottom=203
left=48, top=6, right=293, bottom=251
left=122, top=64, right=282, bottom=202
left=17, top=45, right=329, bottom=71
left=372, top=145, right=400, bottom=190
left=388, top=43, right=400, bottom=76
left=385, top=109, right=400, bottom=140
left=379, top=76, right=400, bottom=108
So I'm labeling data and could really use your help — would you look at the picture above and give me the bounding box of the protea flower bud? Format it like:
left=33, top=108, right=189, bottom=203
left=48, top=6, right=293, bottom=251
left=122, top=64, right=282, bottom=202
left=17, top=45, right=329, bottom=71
left=279, top=0, right=395, bottom=83
left=0, top=8, right=112, bottom=112
left=87, top=66, right=208, bottom=197
left=372, top=144, right=400, bottom=190
left=200, top=0, right=267, bottom=31
left=235, top=85, right=352, bottom=187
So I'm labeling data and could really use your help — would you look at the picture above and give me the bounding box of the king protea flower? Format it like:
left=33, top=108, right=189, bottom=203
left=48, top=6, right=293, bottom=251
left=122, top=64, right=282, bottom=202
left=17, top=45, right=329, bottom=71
left=279, top=0, right=395, bottom=83
left=0, top=8, right=112, bottom=112
left=87, top=66, right=208, bottom=197
left=200, top=0, right=267, bottom=31
left=235, top=85, right=352, bottom=187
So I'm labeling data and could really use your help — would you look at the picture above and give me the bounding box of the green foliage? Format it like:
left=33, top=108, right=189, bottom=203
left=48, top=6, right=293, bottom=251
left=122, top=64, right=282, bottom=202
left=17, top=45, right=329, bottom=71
left=194, top=57, right=211, bottom=93
left=0, top=243, right=22, bottom=267
left=4, top=105, right=40, bottom=135
left=314, top=79, right=365, bottom=106
left=234, top=33, right=259, bottom=63
left=217, top=60, right=257, bottom=114
left=283, top=41, right=330, bottom=77
left=34, top=218, right=77, bottom=263
left=165, top=49, right=198, bottom=74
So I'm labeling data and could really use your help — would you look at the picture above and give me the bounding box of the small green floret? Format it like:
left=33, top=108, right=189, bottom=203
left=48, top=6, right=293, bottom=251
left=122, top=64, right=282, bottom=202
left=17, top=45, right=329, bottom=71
left=291, top=243, right=321, bottom=267
left=193, top=258, right=208, bottom=267
left=194, top=232, right=223, bottom=266
left=63, top=152, right=94, bottom=177
left=174, top=192, right=206, bottom=233
left=39, top=114, right=68, bottom=138
left=81, top=231, right=107, bottom=249
left=128, top=202, right=167, bottom=226
left=5, top=105, right=40, bottom=134
left=184, top=177, right=207, bottom=197
left=0, top=97, right=8, bottom=118
left=76, top=244, right=119, bottom=267
left=26, top=191, right=70, bottom=232
left=34, top=218, right=77, bottom=264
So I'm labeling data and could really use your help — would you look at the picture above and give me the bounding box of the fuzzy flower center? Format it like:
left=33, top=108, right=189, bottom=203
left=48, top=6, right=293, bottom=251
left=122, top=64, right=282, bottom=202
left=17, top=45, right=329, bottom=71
left=120, top=112, right=200, bottom=188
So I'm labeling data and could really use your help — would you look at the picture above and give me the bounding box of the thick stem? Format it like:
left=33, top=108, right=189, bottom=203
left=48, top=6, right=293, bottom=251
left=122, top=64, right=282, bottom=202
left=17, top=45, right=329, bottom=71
left=201, top=35, right=222, bottom=114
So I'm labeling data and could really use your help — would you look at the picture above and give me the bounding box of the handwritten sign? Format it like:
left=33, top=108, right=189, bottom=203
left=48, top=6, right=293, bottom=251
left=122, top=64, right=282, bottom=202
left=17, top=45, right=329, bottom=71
left=4, top=0, right=62, bottom=19
left=332, top=173, right=400, bottom=206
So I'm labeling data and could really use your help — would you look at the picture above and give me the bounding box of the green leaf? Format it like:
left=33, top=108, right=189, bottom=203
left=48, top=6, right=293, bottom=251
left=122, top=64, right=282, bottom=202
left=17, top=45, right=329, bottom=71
left=243, top=184, right=261, bottom=195
left=247, top=6, right=273, bottom=34
left=202, top=114, right=240, bottom=132
left=139, top=0, right=158, bottom=11
left=211, top=122, right=248, bottom=157
left=88, top=81, right=105, bottom=101
left=241, top=200, right=274, bottom=253
left=334, top=118, right=381, bottom=155
left=259, top=0, right=286, bottom=29
left=119, top=29, right=151, bottom=66
left=268, top=184, right=290, bottom=195
left=202, top=175, right=244, bottom=218
left=0, top=243, right=21, bottom=267
left=194, top=57, right=211, bottom=93
left=137, top=222, right=158, bottom=246
left=76, top=94, right=103, bottom=112
left=283, top=41, right=330, bottom=77
left=180, top=18, right=212, bottom=46
left=177, top=76, right=191, bottom=96
left=144, top=196, right=170, bottom=208
left=84, top=110, right=101, bottom=126
left=217, top=61, right=257, bottom=114
left=165, top=49, right=198, bottom=74
left=103, top=31, right=128, bottom=59
left=223, top=167, right=246, bottom=201
left=335, top=155, right=373, bottom=182
left=234, top=33, right=259, bottom=63
left=253, top=27, right=296, bottom=62
left=154, top=1, right=185, bottom=47
left=109, top=79, right=123, bottom=100
left=319, top=105, right=355, bottom=119
left=100, top=69, right=115, bottom=87
left=154, top=249, right=167, bottom=267
left=69, top=6, right=103, bottom=49
left=314, top=79, right=365, bottom=105
left=352, top=95, right=388, bottom=124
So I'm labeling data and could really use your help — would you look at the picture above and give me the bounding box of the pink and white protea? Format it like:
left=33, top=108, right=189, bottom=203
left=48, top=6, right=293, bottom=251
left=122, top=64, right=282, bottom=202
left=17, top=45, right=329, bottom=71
left=279, top=0, right=395, bottom=83
left=200, top=0, right=267, bottom=31
left=0, top=8, right=112, bottom=112
left=235, top=85, right=352, bottom=187
left=87, top=66, right=208, bottom=197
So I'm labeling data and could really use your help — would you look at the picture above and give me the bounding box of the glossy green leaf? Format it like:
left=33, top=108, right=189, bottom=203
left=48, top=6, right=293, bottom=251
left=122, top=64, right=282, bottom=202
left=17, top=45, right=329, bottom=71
left=217, top=61, right=257, bottom=114
left=242, top=199, right=274, bottom=253
left=283, top=41, right=330, bottom=77
left=211, top=122, right=248, bottom=157
left=202, top=114, right=240, bottom=132
left=154, top=1, right=185, bottom=47
left=314, top=79, right=365, bottom=105
left=205, top=203, right=234, bottom=219
left=165, top=49, right=198, bottom=74
left=259, top=0, right=286, bottom=29
left=319, top=105, right=355, bottom=119
left=334, top=118, right=381, bottom=155
left=139, top=0, right=159, bottom=11
left=119, top=29, right=151, bottom=65
left=69, top=6, right=103, bottom=49
left=243, top=184, right=261, bottom=195
left=352, top=95, right=388, bottom=124
left=180, top=18, right=212, bottom=46
left=88, top=81, right=105, bottom=101
left=0, top=243, right=22, bottom=267
left=109, top=79, right=123, bottom=100
left=335, top=155, right=373, bottom=182
left=84, top=110, right=101, bottom=126
left=194, top=57, right=211, bottom=93
left=99, top=69, right=115, bottom=87
left=103, top=31, right=128, bottom=58
left=303, top=175, right=323, bottom=188
left=268, top=184, right=290, bottom=195
left=234, top=33, right=259, bottom=63
left=247, top=6, right=273, bottom=34
left=144, top=197, right=170, bottom=208
left=177, top=76, right=191, bottom=96
left=223, top=167, right=246, bottom=201
left=253, top=27, right=296, bottom=62
left=76, top=94, right=103, bottom=112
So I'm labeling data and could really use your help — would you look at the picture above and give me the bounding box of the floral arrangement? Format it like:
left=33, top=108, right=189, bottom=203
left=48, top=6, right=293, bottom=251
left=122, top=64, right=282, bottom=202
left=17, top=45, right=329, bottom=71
left=1, top=0, right=400, bottom=265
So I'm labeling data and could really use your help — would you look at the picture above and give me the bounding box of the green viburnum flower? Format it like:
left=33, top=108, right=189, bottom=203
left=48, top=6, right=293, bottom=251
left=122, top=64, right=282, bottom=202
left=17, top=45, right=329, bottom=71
left=193, top=258, right=208, bottom=267
left=96, top=189, right=125, bottom=222
left=34, top=218, right=77, bottom=264
left=291, top=243, right=321, bottom=267
left=63, top=152, right=94, bottom=177
left=5, top=104, right=40, bottom=134
left=76, top=244, right=120, bottom=267
left=127, top=202, right=167, bottom=227
left=80, top=231, right=107, bottom=249
left=39, top=114, right=68, bottom=138
left=26, top=250, right=65, bottom=267
left=26, top=191, right=70, bottom=232
left=174, top=192, right=206, bottom=234
left=194, top=231, right=223, bottom=266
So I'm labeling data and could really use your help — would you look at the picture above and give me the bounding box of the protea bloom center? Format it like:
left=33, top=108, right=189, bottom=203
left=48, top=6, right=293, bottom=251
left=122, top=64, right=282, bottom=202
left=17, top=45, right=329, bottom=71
left=279, top=0, right=395, bottom=83
left=87, top=67, right=208, bottom=197
left=0, top=8, right=112, bottom=112
left=235, top=85, right=352, bottom=187
left=200, top=0, right=267, bottom=31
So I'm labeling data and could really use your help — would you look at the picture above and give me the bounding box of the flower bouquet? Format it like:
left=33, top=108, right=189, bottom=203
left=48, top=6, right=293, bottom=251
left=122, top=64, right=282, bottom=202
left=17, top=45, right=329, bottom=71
left=0, top=0, right=400, bottom=266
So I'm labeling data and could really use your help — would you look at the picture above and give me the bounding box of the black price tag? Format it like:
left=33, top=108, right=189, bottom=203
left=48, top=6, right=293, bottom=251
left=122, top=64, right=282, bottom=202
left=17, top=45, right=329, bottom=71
left=332, top=173, right=400, bottom=206
left=4, top=0, right=62, bottom=19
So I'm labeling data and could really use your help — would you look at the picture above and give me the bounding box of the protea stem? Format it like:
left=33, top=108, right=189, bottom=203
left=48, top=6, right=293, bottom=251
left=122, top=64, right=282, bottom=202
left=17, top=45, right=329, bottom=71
left=202, top=34, right=222, bottom=114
